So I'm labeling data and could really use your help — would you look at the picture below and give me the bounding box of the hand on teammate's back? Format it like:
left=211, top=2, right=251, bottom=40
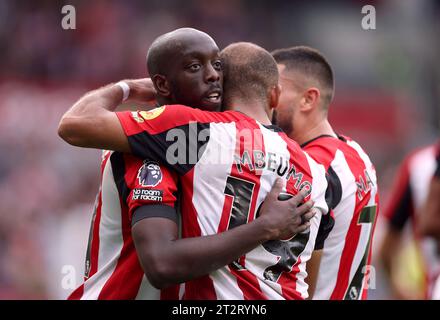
left=258, top=178, right=316, bottom=241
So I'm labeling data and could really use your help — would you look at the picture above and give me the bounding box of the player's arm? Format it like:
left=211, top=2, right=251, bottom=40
left=132, top=180, right=316, bottom=289
left=58, top=79, right=156, bottom=152
left=305, top=249, right=323, bottom=299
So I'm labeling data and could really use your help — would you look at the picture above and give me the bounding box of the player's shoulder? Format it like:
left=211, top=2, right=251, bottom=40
left=156, top=104, right=249, bottom=124
left=301, top=135, right=342, bottom=169
left=302, top=134, right=375, bottom=170
left=302, top=134, right=341, bottom=151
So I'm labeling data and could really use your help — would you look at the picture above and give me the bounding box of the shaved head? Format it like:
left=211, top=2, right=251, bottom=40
left=220, top=42, right=279, bottom=106
left=147, top=28, right=217, bottom=77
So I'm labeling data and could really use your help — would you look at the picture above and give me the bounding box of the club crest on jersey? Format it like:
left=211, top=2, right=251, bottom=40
left=139, top=106, right=166, bottom=120
left=137, top=161, right=163, bottom=187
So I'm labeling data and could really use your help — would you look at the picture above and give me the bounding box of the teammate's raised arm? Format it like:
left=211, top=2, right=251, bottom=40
left=58, top=78, right=156, bottom=152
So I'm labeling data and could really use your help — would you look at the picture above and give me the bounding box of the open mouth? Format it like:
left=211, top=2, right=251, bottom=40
left=206, top=92, right=221, bottom=103
left=204, top=89, right=222, bottom=105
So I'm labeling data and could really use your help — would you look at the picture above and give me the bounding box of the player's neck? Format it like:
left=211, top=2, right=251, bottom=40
left=292, top=118, right=336, bottom=145
left=225, top=98, right=272, bottom=125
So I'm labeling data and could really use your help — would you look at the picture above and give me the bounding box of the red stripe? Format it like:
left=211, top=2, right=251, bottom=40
left=330, top=145, right=371, bottom=299
left=67, top=284, right=84, bottom=300
left=181, top=169, right=217, bottom=300
left=160, top=285, right=180, bottom=300
left=302, top=137, right=339, bottom=170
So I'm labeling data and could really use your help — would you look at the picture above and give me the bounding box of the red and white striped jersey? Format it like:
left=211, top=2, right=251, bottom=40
left=116, top=105, right=329, bottom=300
left=301, top=135, right=379, bottom=300
left=384, top=142, right=440, bottom=298
left=68, top=150, right=180, bottom=300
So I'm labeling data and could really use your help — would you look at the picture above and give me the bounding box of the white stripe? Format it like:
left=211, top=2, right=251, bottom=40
left=81, top=157, right=124, bottom=299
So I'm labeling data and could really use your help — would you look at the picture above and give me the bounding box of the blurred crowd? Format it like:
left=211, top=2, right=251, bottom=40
left=0, top=0, right=439, bottom=299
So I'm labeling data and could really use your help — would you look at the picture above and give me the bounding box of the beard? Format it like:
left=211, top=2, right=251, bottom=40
left=273, top=109, right=294, bottom=137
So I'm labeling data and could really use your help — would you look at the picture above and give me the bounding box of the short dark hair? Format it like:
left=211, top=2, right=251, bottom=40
left=272, top=46, right=334, bottom=108
left=220, top=42, right=278, bottom=105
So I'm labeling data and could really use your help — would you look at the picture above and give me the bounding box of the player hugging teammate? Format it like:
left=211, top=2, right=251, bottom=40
left=59, top=28, right=378, bottom=300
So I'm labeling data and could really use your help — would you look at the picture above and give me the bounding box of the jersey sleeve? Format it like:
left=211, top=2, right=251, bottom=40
left=122, top=154, right=179, bottom=226
left=116, top=105, right=212, bottom=175
left=383, top=156, right=413, bottom=231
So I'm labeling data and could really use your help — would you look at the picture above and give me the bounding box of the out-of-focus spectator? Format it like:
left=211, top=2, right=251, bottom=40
left=379, top=143, right=440, bottom=299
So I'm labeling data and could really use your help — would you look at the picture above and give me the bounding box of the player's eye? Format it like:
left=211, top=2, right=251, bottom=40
left=188, top=63, right=201, bottom=72
left=213, top=60, right=222, bottom=71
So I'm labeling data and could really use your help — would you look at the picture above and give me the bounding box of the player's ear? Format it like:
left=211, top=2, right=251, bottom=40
left=301, top=87, right=320, bottom=112
left=269, top=84, right=282, bottom=110
left=152, top=74, right=171, bottom=98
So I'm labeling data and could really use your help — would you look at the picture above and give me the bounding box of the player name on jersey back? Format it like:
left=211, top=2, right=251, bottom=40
left=116, top=105, right=329, bottom=299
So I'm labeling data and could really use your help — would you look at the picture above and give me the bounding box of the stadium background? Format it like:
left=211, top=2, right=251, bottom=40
left=0, top=0, right=439, bottom=299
